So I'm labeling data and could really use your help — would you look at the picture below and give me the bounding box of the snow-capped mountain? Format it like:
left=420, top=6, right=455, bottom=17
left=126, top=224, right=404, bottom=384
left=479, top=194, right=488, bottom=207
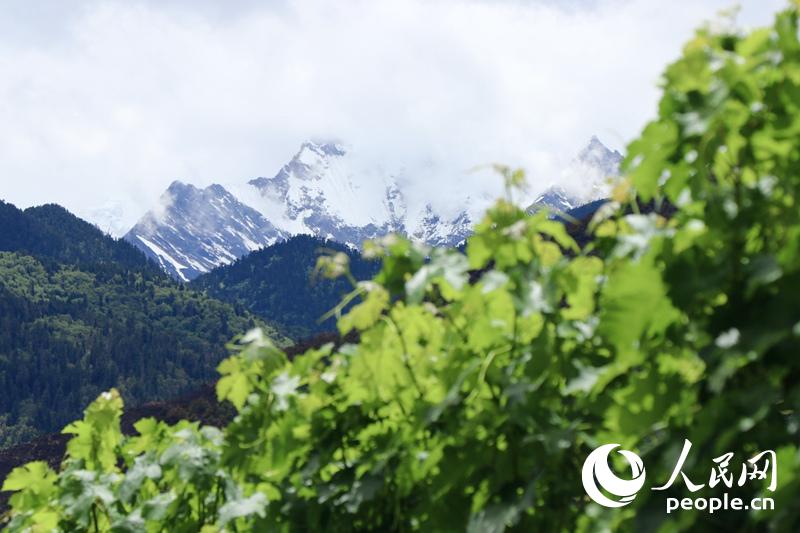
left=578, top=135, right=623, bottom=179
left=242, top=141, right=472, bottom=248
left=528, top=187, right=577, bottom=213
left=125, top=181, right=285, bottom=281
left=125, top=137, right=621, bottom=281
left=528, top=135, right=622, bottom=213
left=125, top=141, right=475, bottom=280
left=244, top=141, right=407, bottom=244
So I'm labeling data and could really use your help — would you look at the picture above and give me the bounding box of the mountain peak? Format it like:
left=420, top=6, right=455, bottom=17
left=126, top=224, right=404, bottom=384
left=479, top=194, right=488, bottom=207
left=166, top=180, right=196, bottom=195
left=528, top=186, right=577, bottom=214
left=207, top=183, right=229, bottom=195
left=301, top=140, right=346, bottom=157
left=125, top=182, right=285, bottom=280
left=525, top=137, right=623, bottom=214
left=576, top=136, right=623, bottom=180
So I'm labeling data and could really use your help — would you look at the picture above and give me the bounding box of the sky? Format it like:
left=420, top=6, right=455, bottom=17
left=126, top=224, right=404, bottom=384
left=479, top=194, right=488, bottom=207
left=0, top=0, right=787, bottom=233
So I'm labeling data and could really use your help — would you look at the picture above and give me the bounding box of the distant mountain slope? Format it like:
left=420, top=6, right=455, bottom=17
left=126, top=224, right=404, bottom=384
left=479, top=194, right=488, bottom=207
left=125, top=182, right=286, bottom=281
left=125, top=140, right=480, bottom=280
left=0, top=200, right=285, bottom=447
left=244, top=141, right=473, bottom=248
left=125, top=137, right=620, bottom=281
left=0, top=201, right=163, bottom=276
left=576, top=135, right=623, bottom=178
left=528, top=136, right=622, bottom=213
left=528, top=187, right=577, bottom=213
left=191, top=235, right=380, bottom=338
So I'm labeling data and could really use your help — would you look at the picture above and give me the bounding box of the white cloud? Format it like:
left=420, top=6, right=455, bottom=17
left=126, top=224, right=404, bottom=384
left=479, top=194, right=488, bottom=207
left=0, top=0, right=786, bottom=230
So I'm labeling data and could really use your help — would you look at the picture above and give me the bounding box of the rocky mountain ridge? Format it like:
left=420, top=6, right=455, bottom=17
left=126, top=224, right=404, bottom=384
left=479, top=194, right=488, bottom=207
left=125, top=138, right=622, bottom=280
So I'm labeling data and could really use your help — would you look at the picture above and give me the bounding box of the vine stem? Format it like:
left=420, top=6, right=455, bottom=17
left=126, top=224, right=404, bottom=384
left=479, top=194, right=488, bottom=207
left=91, top=503, right=100, bottom=532
left=385, top=315, right=426, bottom=401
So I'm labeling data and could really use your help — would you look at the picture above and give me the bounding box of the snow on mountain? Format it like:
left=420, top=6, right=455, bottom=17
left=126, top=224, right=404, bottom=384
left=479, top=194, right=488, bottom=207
left=124, top=181, right=285, bottom=281
left=128, top=141, right=472, bottom=281
left=245, top=141, right=406, bottom=244
left=528, top=136, right=622, bottom=213
left=408, top=205, right=472, bottom=248
left=244, top=141, right=472, bottom=249
left=125, top=137, right=620, bottom=280
left=528, top=187, right=577, bottom=213
left=566, top=135, right=623, bottom=199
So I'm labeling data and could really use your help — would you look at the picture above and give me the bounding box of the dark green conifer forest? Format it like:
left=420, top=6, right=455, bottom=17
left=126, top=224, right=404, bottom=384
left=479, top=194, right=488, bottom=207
left=0, top=201, right=285, bottom=447
left=191, top=235, right=379, bottom=339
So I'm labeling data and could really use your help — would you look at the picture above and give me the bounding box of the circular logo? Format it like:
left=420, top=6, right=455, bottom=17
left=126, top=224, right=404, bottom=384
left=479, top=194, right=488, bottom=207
left=582, top=444, right=646, bottom=507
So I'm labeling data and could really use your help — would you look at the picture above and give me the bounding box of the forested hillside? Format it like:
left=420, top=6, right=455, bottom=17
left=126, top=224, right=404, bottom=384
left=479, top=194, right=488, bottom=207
left=0, top=201, right=284, bottom=447
left=191, top=235, right=380, bottom=338
left=0, top=202, right=161, bottom=277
